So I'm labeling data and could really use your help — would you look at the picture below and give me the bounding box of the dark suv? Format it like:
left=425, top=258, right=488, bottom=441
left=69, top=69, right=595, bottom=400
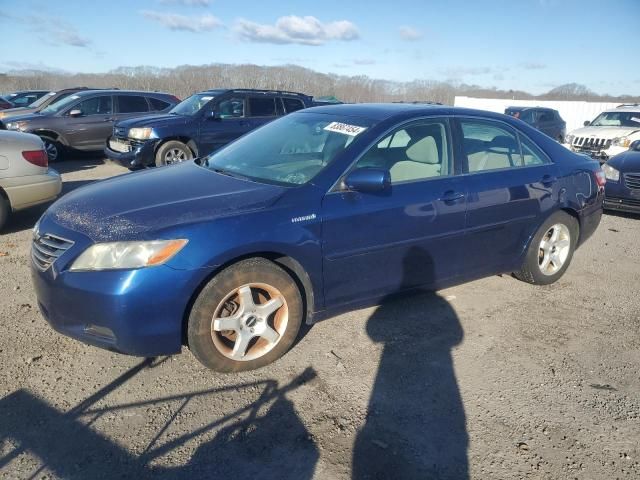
left=5, top=90, right=50, bottom=108
left=4, top=90, right=180, bottom=161
left=505, top=107, right=566, bottom=142
left=105, top=89, right=312, bottom=168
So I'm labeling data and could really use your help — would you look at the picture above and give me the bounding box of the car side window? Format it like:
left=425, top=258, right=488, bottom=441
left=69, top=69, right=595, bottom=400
left=217, top=97, right=244, bottom=118
left=461, top=120, right=523, bottom=172
left=72, top=96, right=113, bottom=116
left=538, top=111, right=554, bottom=122
left=354, top=120, right=451, bottom=184
left=520, top=134, right=550, bottom=166
left=149, top=98, right=170, bottom=111
left=248, top=97, right=276, bottom=117
left=282, top=97, right=305, bottom=113
left=117, top=95, right=149, bottom=114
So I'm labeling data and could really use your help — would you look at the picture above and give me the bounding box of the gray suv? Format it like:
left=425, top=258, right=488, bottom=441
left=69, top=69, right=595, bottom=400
left=505, top=107, right=566, bottom=142
left=4, top=90, right=180, bottom=161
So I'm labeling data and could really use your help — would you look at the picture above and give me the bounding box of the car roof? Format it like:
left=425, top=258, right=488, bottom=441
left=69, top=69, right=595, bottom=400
left=200, top=88, right=309, bottom=97
left=69, top=89, right=173, bottom=97
left=605, top=105, right=640, bottom=113
left=302, top=103, right=517, bottom=122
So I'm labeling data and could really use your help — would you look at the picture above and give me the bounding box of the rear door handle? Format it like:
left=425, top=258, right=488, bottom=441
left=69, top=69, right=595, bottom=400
left=439, top=191, right=465, bottom=203
left=541, top=175, right=557, bottom=187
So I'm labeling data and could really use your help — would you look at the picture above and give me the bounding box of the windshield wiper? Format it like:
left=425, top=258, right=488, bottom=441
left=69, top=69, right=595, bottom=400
left=211, top=167, right=252, bottom=181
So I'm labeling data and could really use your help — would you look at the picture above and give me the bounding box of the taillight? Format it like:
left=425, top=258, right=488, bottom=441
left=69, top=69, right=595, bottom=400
left=22, top=149, right=48, bottom=167
left=594, top=169, right=606, bottom=188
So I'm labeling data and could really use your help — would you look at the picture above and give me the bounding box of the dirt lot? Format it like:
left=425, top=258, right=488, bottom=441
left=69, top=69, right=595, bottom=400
left=1, top=158, right=639, bottom=479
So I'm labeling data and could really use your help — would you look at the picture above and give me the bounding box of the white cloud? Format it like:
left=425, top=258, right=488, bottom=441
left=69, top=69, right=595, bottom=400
left=399, top=26, right=423, bottom=41
left=234, top=15, right=359, bottom=45
left=141, top=11, right=222, bottom=32
left=27, top=15, right=91, bottom=47
left=353, top=58, right=376, bottom=65
left=445, top=66, right=493, bottom=76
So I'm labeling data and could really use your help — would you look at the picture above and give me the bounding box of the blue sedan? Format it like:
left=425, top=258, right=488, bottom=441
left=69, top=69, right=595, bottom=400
left=603, top=141, right=640, bottom=214
left=31, top=104, right=605, bottom=372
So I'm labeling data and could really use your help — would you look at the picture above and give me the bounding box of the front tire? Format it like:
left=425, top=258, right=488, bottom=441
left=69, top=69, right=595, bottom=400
left=155, top=140, right=193, bottom=167
left=187, top=258, right=303, bottom=373
left=514, top=211, right=579, bottom=285
left=42, top=138, right=64, bottom=163
left=0, top=195, right=9, bottom=231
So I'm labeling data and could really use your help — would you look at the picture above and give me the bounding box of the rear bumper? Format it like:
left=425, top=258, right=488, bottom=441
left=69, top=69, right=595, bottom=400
left=1, top=169, right=61, bottom=211
left=104, top=137, right=158, bottom=169
left=577, top=189, right=604, bottom=247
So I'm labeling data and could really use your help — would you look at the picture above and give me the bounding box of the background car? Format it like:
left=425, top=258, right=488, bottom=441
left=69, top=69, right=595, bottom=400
left=0, top=87, right=96, bottom=124
left=0, top=97, right=13, bottom=110
left=4, top=90, right=180, bottom=161
left=4, top=90, right=50, bottom=108
left=0, top=130, right=61, bottom=230
left=105, top=89, right=312, bottom=169
left=32, top=104, right=604, bottom=372
left=505, top=106, right=566, bottom=142
left=603, top=140, right=640, bottom=214
left=565, top=105, right=640, bottom=161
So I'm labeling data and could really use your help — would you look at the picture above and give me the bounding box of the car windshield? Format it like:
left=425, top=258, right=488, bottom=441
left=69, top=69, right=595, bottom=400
left=169, top=93, right=216, bottom=116
left=40, top=94, right=81, bottom=114
left=590, top=111, right=640, bottom=128
left=29, top=92, right=56, bottom=108
left=202, top=112, right=374, bottom=186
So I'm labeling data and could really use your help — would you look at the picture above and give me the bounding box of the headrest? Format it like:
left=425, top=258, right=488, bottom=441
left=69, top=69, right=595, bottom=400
left=406, top=136, right=439, bottom=164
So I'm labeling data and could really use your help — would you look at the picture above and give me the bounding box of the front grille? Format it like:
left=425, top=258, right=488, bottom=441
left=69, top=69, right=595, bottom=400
left=571, top=136, right=611, bottom=153
left=624, top=173, right=640, bottom=190
left=605, top=196, right=640, bottom=208
left=31, top=233, right=74, bottom=271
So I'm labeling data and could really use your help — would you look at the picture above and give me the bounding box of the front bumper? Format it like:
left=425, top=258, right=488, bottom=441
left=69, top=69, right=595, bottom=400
left=604, top=179, right=640, bottom=214
left=104, top=136, right=158, bottom=169
left=1, top=169, right=61, bottom=211
left=31, top=233, right=209, bottom=357
left=567, top=144, right=628, bottom=163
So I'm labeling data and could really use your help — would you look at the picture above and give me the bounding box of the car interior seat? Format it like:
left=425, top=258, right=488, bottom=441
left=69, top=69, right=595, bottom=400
left=389, top=135, right=442, bottom=182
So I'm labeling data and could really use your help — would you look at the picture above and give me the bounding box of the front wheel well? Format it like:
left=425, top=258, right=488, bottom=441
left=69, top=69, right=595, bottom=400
left=181, top=253, right=315, bottom=345
left=154, top=137, right=198, bottom=157
left=33, top=130, right=63, bottom=144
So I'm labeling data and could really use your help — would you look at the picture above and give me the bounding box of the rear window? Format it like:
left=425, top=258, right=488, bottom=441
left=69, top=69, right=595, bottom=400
left=117, top=96, right=150, bottom=114
left=249, top=97, right=276, bottom=117
left=149, top=97, right=171, bottom=111
left=282, top=97, right=305, bottom=113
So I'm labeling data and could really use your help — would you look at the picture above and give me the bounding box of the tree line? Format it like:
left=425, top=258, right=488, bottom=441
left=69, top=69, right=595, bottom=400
left=1, top=64, right=637, bottom=105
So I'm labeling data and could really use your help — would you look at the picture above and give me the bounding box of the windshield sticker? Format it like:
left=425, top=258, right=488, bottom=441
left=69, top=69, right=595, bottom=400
left=631, top=117, right=640, bottom=124
left=47, top=92, right=56, bottom=96
left=70, top=95, right=80, bottom=100
left=323, top=122, right=367, bottom=137
left=201, top=96, right=214, bottom=101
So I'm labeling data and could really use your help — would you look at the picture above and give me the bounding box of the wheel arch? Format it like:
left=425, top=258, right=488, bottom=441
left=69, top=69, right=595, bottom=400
left=154, top=136, right=198, bottom=157
left=0, top=186, right=11, bottom=210
left=519, top=206, right=581, bottom=262
left=181, top=251, right=316, bottom=345
left=32, top=129, right=65, bottom=145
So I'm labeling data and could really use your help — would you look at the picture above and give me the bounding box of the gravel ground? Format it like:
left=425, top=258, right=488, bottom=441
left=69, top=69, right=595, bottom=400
left=1, top=158, right=639, bottom=479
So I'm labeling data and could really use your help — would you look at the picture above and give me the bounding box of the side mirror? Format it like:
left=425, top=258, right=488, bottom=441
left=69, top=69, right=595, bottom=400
left=583, top=120, right=591, bottom=127
left=630, top=140, right=640, bottom=151
left=69, top=109, right=82, bottom=117
left=207, top=110, right=221, bottom=121
left=344, top=168, right=391, bottom=193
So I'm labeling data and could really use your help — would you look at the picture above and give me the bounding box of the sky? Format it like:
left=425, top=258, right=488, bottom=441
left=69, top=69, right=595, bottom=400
left=0, top=0, right=639, bottom=96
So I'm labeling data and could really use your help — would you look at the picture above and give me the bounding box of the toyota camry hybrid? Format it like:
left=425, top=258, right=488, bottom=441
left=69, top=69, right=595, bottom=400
left=31, top=104, right=604, bottom=372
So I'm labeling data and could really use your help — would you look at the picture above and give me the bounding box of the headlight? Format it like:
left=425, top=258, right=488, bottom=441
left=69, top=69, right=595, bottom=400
left=128, top=127, right=154, bottom=140
left=602, top=164, right=620, bottom=182
left=69, top=239, right=188, bottom=271
left=565, top=134, right=574, bottom=145
left=6, top=121, right=27, bottom=131
left=611, top=136, right=631, bottom=148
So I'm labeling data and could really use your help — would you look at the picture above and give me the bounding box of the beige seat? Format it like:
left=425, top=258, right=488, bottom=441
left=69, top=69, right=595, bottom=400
left=390, top=136, right=441, bottom=182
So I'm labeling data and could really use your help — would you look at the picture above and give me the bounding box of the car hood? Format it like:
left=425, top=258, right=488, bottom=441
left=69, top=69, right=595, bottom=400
left=115, top=113, right=190, bottom=131
left=607, top=150, right=640, bottom=171
left=2, top=111, right=49, bottom=124
left=569, top=125, right=640, bottom=139
left=43, top=161, right=288, bottom=242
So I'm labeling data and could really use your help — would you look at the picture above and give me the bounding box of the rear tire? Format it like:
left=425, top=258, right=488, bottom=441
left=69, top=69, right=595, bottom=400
left=187, top=258, right=303, bottom=373
left=155, top=140, right=193, bottom=167
left=42, top=137, right=64, bottom=163
left=514, top=211, right=579, bottom=285
left=0, top=195, right=9, bottom=231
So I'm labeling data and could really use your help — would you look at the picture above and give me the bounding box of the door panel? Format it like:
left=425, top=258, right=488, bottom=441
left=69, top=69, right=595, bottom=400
left=322, top=178, right=467, bottom=306
left=199, top=96, right=248, bottom=154
left=63, top=96, right=114, bottom=150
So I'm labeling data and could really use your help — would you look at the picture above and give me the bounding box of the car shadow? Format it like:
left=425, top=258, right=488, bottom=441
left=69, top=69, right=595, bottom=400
left=0, top=358, right=320, bottom=479
left=352, top=247, right=469, bottom=479
left=603, top=209, right=640, bottom=220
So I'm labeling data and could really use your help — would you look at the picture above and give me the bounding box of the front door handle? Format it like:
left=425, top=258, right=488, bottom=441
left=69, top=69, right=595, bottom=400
left=541, top=175, right=557, bottom=187
left=439, top=191, right=465, bottom=203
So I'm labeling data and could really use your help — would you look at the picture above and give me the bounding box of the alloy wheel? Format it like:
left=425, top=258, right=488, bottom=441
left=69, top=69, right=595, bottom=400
left=44, top=142, right=58, bottom=162
left=210, top=283, right=289, bottom=361
left=164, top=148, right=188, bottom=164
left=538, top=223, right=571, bottom=276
